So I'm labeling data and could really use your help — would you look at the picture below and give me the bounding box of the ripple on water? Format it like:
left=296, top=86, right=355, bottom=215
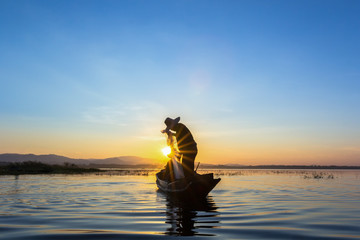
left=1, top=171, right=360, bottom=239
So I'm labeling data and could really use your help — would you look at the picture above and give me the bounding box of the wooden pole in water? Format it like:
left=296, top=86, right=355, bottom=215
left=195, top=162, right=200, bottom=172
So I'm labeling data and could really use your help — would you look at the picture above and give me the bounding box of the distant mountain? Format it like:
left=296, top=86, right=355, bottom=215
left=0, top=154, right=83, bottom=165
left=0, top=153, right=157, bottom=166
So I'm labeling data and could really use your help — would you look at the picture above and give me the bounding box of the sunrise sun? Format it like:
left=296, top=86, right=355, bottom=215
left=162, top=147, right=171, bottom=157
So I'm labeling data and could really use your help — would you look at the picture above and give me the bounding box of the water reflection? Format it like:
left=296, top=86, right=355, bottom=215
left=163, top=194, right=219, bottom=236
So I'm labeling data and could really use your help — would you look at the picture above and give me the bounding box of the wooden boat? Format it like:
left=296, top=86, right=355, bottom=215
left=156, top=170, right=221, bottom=199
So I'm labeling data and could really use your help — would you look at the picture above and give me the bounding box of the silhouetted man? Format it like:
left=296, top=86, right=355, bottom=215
left=162, top=117, right=198, bottom=178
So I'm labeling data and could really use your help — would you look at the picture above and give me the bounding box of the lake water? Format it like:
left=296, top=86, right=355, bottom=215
left=1, top=169, right=360, bottom=239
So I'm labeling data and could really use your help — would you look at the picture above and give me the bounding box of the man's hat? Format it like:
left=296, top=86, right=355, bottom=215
left=162, top=117, right=180, bottom=133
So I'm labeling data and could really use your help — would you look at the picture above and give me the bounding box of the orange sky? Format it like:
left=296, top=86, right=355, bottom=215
left=1, top=120, right=359, bottom=166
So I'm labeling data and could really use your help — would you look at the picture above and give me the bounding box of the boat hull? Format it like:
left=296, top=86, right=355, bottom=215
left=156, top=171, right=221, bottom=199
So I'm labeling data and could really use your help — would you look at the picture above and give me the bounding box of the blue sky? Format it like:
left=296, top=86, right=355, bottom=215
left=0, top=0, right=359, bottom=165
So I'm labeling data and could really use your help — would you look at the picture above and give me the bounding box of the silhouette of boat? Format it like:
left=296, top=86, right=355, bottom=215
left=156, top=170, right=221, bottom=199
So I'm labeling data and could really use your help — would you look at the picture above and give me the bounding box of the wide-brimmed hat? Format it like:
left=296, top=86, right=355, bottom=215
left=161, top=117, right=180, bottom=133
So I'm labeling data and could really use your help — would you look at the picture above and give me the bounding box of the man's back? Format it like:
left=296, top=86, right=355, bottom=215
left=173, top=123, right=197, bottom=151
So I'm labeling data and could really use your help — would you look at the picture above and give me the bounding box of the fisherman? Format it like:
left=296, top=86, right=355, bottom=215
left=162, top=130, right=184, bottom=182
left=161, top=117, right=198, bottom=178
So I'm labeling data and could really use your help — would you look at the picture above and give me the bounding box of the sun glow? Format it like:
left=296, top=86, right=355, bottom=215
left=162, top=147, right=171, bottom=156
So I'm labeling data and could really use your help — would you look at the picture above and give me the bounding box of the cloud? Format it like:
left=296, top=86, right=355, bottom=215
left=196, top=126, right=301, bottom=139
left=216, top=107, right=234, bottom=113
left=188, top=70, right=211, bottom=96
left=339, top=147, right=360, bottom=152
left=81, top=101, right=166, bottom=130
left=82, top=106, right=127, bottom=126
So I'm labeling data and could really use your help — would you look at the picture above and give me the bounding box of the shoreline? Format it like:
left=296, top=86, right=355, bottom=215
left=1, top=161, right=360, bottom=176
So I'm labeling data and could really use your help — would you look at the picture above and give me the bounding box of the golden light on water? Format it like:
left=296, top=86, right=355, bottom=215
left=162, top=147, right=171, bottom=156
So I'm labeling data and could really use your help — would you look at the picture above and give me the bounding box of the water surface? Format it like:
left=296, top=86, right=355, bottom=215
left=1, top=170, right=359, bottom=239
